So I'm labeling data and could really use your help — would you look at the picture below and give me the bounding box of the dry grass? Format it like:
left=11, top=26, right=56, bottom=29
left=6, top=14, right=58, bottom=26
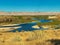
left=0, top=30, right=60, bottom=45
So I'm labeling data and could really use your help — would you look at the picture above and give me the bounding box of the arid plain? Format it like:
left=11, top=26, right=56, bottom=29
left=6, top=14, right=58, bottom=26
left=0, top=12, right=60, bottom=45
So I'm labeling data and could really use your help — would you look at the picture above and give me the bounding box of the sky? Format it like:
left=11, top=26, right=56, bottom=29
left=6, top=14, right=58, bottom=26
left=0, top=0, right=60, bottom=12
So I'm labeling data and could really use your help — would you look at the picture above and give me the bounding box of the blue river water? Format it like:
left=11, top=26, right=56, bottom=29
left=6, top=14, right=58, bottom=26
left=7, top=19, right=52, bottom=32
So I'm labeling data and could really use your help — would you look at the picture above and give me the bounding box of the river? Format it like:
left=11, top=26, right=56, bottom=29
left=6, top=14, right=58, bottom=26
left=0, top=19, right=53, bottom=32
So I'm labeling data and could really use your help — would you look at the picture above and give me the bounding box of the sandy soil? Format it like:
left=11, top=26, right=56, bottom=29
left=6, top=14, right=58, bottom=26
left=0, top=12, right=60, bottom=15
left=0, top=26, right=21, bottom=32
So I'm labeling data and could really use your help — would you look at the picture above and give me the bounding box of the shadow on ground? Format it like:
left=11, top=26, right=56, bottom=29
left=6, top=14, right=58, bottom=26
left=46, top=39, right=60, bottom=45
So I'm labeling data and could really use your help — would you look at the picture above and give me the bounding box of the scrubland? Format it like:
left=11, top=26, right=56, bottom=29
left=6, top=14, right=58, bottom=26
left=0, top=30, right=60, bottom=45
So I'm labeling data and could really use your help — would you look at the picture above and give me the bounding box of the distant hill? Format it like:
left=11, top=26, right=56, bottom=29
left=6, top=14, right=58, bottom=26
left=0, top=12, right=60, bottom=15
